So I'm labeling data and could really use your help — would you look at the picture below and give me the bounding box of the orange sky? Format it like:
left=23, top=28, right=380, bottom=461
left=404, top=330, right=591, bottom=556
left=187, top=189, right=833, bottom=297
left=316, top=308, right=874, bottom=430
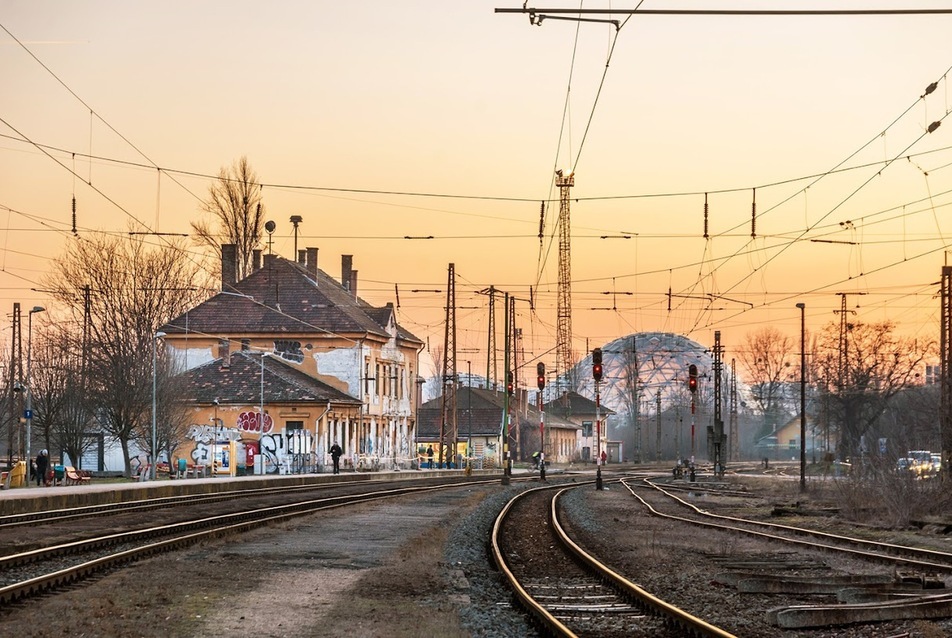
left=3, top=2, right=952, bottom=378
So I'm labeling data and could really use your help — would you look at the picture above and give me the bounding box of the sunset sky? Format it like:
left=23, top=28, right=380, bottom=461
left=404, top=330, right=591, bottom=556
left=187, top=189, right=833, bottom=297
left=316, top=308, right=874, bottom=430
left=3, top=2, right=952, bottom=379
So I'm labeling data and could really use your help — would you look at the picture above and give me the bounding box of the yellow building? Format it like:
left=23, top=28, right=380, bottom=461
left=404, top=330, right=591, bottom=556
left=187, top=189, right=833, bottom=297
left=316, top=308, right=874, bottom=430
left=160, top=246, right=424, bottom=474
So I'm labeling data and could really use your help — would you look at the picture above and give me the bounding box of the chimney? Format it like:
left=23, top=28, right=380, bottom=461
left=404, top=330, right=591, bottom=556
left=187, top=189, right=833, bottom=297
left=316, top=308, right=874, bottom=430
left=218, top=338, right=231, bottom=369
left=221, top=244, right=237, bottom=289
left=252, top=249, right=262, bottom=272
left=341, top=255, right=353, bottom=290
left=297, top=249, right=306, bottom=265
left=306, top=247, right=318, bottom=279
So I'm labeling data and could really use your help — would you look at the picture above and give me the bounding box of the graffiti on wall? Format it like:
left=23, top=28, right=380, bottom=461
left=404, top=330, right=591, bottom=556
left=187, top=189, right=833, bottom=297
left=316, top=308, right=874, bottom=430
left=186, top=423, right=240, bottom=444
left=274, top=340, right=304, bottom=363
left=186, top=423, right=240, bottom=466
left=260, top=428, right=314, bottom=473
left=237, top=411, right=274, bottom=434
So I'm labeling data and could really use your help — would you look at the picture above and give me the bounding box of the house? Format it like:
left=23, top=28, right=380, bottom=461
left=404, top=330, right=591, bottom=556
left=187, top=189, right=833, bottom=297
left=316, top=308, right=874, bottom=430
left=416, top=386, right=581, bottom=467
left=159, top=245, right=424, bottom=474
left=755, top=414, right=817, bottom=462
left=545, top=391, right=616, bottom=463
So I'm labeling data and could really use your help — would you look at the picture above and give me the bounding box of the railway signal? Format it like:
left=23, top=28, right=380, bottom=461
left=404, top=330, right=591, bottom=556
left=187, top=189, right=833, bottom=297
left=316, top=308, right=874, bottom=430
left=592, top=348, right=603, bottom=382
left=688, top=364, right=698, bottom=393
left=537, top=362, right=545, bottom=390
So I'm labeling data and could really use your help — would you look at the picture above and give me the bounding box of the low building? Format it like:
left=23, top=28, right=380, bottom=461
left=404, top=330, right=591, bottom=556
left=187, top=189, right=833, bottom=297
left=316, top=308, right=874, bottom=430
left=545, top=391, right=615, bottom=463
left=416, top=385, right=580, bottom=467
left=160, top=245, right=424, bottom=474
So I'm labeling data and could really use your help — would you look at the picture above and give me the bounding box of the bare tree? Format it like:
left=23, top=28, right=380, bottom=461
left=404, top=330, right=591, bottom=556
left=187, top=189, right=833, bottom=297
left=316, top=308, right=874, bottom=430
left=43, top=233, right=204, bottom=477
left=130, top=349, right=192, bottom=468
left=812, top=320, right=933, bottom=460
left=738, top=326, right=797, bottom=438
left=192, top=156, right=266, bottom=282
left=30, top=322, right=101, bottom=470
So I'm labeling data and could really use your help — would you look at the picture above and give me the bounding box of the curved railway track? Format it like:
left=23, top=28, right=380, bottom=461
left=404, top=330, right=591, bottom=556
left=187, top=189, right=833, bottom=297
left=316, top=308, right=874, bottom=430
left=491, top=482, right=735, bottom=637
left=628, top=477, right=952, bottom=572
left=620, top=476, right=952, bottom=630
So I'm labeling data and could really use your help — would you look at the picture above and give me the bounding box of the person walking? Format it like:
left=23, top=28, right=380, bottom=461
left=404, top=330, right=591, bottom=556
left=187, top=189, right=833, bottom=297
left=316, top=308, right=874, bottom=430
left=330, top=441, right=343, bottom=475
left=35, top=449, right=49, bottom=487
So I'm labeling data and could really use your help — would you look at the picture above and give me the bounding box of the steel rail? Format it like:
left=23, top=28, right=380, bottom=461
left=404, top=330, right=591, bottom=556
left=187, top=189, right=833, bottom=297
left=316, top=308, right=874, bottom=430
left=550, top=486, right=736, bottom=638
left=637, top=477, right=952, bottom=568
left=621, top=479, right=952, bottom=573
left=490, top=481, right=736, bottom=637
left=0, top=477, right=510, bottom=605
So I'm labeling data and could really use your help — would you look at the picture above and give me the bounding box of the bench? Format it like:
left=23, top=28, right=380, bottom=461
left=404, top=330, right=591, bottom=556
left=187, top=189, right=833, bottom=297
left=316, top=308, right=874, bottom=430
left=65, top=466, right=91, bottom=485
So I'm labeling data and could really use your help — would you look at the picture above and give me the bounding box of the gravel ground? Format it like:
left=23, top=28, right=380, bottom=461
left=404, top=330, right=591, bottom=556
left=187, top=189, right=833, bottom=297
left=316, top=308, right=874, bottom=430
left=4, top=472, right=952, bottom=637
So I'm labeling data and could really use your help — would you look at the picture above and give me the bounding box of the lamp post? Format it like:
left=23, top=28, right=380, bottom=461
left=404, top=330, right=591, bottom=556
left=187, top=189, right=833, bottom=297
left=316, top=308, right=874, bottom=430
left=25, top=305, right=45, bottom=467
left=151, top=331, right=166, bottom=480
left=796, top=302, right=806, bottom=492
left=258, top=351, right=270, bottom=475
left=211, top=398, right=220, bottom=477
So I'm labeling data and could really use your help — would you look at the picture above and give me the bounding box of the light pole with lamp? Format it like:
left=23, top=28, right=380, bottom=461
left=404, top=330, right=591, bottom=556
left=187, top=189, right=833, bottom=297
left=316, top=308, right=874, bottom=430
left=258, top=351, right=271, bottom=475
left=25, top=305, right=45, bottom=469
left=211, top=398, right=221, bottom=477
left=151, top=331, right=166, bottom=480
left=796, top=302, right=806, bottom=492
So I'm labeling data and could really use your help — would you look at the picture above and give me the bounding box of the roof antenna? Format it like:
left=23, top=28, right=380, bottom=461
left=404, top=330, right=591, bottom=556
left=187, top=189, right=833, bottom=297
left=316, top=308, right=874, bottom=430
left=290, top=215, right=303, bottom=256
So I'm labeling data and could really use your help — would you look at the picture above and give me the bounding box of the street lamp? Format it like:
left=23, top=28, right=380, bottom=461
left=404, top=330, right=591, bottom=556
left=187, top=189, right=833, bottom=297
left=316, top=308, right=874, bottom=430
left=25, top=305, right=45, bottom=466
left=152, top=331, right=166, bottom=480
left=258, top=351, right=271, bottom=475
left=211, top=398, right=221, bottom=477
left=796, top=303, right=806, bottom=492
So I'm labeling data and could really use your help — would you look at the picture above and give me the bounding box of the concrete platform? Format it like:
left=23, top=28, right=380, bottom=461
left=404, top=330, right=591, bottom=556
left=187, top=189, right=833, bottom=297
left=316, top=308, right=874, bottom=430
left=0, top=468, right=487, bottom=516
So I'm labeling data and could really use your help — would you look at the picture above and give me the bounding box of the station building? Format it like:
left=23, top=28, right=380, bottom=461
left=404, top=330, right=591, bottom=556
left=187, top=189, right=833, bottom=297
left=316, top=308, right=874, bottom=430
left=417, top=385, right=581, bottom=467
left=159, top=245, right=424, bottom=475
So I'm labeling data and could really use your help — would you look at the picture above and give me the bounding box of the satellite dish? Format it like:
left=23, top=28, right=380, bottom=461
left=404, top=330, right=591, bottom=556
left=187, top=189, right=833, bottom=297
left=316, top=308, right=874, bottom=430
left=265, top=220, right=276, bottom=233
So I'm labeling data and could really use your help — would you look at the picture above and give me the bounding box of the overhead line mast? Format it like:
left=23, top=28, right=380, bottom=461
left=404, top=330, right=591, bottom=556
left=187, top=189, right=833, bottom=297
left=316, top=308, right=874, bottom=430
left=555, top=170, right=575, bottom=392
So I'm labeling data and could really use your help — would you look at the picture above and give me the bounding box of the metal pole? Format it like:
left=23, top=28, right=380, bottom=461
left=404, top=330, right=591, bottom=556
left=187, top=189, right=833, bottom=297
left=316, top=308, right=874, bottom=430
left=797, top=303, right=806, bottom=491
left=595, top=379, right=603, bottom=490
left=260, top=352, right=266, bottom=475
left=152, top=330, right=165, bottom=480
left=25, top=306, right=44, bottom=468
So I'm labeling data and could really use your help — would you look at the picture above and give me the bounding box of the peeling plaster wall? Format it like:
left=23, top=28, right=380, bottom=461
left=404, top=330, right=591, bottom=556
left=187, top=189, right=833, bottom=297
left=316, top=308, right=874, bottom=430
left=173, top=347, right=216, bottom=373
left=315, top=343, right=363, bottom=399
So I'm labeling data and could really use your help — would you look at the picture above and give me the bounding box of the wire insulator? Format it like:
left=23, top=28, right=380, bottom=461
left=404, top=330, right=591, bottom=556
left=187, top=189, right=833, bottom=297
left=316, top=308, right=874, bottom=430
left=924, top=81, right=938, bottom=97
left=538, top=201, right=545, bottom=242
left=928, top=121, right=941, bottom=133
left=750, top=188, right=757, bottom=239
left=703, top=192, right=709, bottom=239
left=71, top=195, right=77, bottom=234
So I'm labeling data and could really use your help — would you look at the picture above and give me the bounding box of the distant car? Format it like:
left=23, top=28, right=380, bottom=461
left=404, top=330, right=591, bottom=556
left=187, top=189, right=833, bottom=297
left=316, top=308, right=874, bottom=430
left=896, top=458, right=915, bottom=477
left=908, top=450, right=934, bottom=478
left=931, top=453, right=942, bottom=474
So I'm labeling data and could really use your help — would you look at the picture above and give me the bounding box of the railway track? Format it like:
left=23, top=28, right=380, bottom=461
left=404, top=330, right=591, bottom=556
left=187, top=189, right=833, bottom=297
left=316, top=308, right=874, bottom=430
left=492, top=482, right=735, bottom=637
left=0, top=475, right=524, bottom=606
left=620, top=476, right=952, bottom=630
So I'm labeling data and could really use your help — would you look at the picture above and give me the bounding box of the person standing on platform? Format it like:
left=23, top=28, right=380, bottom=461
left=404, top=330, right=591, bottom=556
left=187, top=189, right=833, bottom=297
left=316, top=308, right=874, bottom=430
left=330, top=441, right=343, bottom=475
left=426, top=445, right=434, bottom=469
left=35, top=449, right=49, bottom=487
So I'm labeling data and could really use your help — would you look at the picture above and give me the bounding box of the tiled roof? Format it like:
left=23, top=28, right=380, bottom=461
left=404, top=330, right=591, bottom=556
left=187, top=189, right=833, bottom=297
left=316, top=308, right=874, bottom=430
left=544, top=391, right=615, bottom=418
left=161, top=257, right=422, bottom=344
left=418, top=386, right=580, bottom=438
left=180, top=350, right=361, bottom=406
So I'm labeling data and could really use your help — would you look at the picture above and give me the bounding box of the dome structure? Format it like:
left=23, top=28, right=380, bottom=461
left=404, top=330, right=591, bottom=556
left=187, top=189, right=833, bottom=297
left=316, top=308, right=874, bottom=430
left=565, top=332, right=715, bottom=416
